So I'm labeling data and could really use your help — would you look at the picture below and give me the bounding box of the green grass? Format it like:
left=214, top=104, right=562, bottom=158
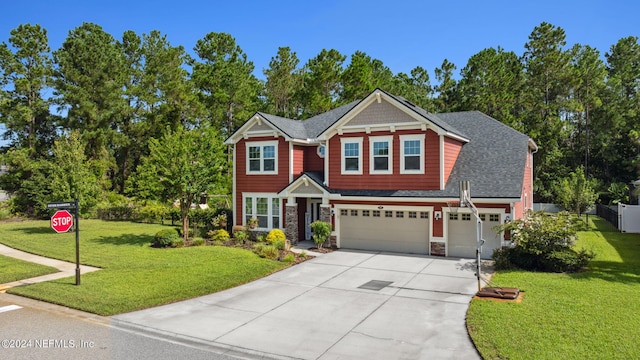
left=0, top=220, right=287, bottom=315
left=467, top=217, right=640, bottom=359
left=0, top=254, right=59, bottom=283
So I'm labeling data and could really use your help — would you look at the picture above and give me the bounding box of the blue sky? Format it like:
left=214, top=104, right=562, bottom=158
left=1, top=0, right=639, bottom=80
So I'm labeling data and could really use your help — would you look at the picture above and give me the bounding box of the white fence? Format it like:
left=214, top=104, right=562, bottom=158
left=618, top=203, right=640, bottom=233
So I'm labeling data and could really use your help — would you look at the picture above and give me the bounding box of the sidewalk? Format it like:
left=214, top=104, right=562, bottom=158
left=0, top=243, right=100, bottom=292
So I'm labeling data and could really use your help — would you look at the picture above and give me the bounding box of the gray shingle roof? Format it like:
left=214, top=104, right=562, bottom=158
left=257, top=101, right=359, bottom=140
left=246, top=90, right=532, bottom=200
left=334, top=111, right=530, bottom=199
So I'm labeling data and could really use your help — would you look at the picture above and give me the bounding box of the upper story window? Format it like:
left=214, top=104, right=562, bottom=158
left=341, top=137, right=363, bottom=175
left=369, top=136, right=393, bottom=174
left=400, top=134, right=425, bottom=174
left=317, top=144, right=326, bottom=158
left=246, top=140, right=278, bottom=174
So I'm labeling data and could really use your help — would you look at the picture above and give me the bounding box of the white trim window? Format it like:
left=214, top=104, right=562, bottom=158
left=243, top=193, right=281, bottom=229
left=369, top=135, right=393, bottom=174
left=246, top=140, right=278, bottom=174
left=340, top=137, right=363, bottom=175
left=400, top=134, right=425, bottom=174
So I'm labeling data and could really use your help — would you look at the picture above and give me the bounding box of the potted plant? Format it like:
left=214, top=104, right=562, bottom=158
left=213, top=213, right=227, bottom=228
left=247, top=217, right=259, bottom=229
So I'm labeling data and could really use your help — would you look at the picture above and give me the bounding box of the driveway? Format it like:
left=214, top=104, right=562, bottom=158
left=113, top=250, right=485, bottom=359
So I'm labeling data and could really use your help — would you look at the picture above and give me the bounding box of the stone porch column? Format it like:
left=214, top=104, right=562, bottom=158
left=320, top=204, right=335, bottom=247
left=285, top=203, right=298, bottom=244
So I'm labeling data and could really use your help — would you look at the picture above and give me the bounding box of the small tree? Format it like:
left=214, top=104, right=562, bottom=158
left=555, top=166, right=599, bottom=214
left=127, top=126, right=227, bottom=241
left=310, top=220, right=331, bottom=249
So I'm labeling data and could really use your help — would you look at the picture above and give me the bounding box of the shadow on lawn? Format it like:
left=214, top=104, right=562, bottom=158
left=9, top=226, right=57, bottom=235
left=92, top=233, right=153, bottom=247
left=570, top=217, right=640, bottom=284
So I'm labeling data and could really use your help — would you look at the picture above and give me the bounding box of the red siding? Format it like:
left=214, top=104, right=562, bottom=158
left=234, top=136, right=290, bottom=225
left=304, top=146, right=324, bottom=172
left=292, top=145, right=304, bottom=176
left=443, top=137, right=463, bottom=184
left=328, top=129, right=440, bottom=190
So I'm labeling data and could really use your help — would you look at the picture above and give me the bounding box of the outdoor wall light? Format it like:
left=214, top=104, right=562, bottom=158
left=377, top=205, right=384, bottom=209
left=434, top=211, right=442, bottom=220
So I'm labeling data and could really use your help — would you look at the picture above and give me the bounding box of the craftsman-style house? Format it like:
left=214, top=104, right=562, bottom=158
left=225, top=89, right=536, bottom=258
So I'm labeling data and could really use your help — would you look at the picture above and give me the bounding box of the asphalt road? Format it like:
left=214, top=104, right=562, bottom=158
left=0, top=293, right=243, bottom=360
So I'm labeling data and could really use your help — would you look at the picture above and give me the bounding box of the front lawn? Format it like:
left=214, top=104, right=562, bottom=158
left=0, top=220, right=287, bottom=315
left=0, top=254, right=59, bottom=284
left=467, top=217, right=640, bottom=359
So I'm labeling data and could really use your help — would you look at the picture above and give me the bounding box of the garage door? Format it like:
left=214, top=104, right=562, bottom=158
left=339, top=209, right=429, bottom=254
left=447, top=213, right=502, bottom=259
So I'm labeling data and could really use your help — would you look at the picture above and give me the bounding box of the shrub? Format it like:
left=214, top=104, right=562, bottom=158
left=266, top=229, right=286, bottom=243
left=541, top=248, right=595, bottom=273
left=233, top=230, right=249, bottom=244
left=311, top=221, right=331, bottom=248
left=191, top=237, right=206, bottom=247
left=133, top=201, right=169, bottom=223
left=253, top=243, right=279, bottom=260
left=283, top=253, right=295, bottom=263
left=256, top=233, right=267, bottom=242
left=272, top=239, right=286, bottom=251
left=153, top=228, right=179, bottom=248
left=171, top=237, right=185, bottom=248
left=493, top=211, right=594, bottom=273
left=492, top=247, right=516, bottom=270
left=208, top=229, right=230, bottom=243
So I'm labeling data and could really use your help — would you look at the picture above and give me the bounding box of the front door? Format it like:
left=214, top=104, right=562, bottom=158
left=305, top=199, right=322, bottom=240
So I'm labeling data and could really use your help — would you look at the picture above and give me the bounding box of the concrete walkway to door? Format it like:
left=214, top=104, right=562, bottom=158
left=113, top=250, right=487, bottom=359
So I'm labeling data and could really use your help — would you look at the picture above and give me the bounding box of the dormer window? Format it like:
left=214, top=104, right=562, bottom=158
left=246, top=140, right=278, bottom=174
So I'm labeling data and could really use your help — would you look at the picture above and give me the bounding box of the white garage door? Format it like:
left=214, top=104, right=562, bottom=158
left=447, top=213, right=502, bottom=259
left=339, top=209, right=429, bottom=254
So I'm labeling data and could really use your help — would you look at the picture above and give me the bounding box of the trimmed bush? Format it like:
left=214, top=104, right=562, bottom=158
left=208, top=229, right=230, bottom=243
left=266, top=229, right=286, bottom=243
left=152, top=228, right=179, bottom=248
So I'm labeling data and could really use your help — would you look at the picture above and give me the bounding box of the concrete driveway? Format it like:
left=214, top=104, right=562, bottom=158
left=113, top=250, right=485, bottom=359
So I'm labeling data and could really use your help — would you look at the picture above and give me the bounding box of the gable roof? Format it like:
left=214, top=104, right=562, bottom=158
left=226, top=101, right=360, bottom=144
left=226, top=88, right=470, bottom=144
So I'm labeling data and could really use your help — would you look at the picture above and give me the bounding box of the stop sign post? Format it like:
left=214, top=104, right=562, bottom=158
left=47, top=200, right=80, bottom=285
left=51, top=210, right=73, bottom=233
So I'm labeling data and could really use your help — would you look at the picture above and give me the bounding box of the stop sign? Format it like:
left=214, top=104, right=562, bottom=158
left=51, top=210, right=73, bottom=233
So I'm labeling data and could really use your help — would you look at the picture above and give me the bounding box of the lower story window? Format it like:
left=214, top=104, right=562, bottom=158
left=244, top=194, right=281, bottom=229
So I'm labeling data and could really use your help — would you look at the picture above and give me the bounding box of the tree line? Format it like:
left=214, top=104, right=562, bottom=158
left=0, top=21, right=638, bottom=218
